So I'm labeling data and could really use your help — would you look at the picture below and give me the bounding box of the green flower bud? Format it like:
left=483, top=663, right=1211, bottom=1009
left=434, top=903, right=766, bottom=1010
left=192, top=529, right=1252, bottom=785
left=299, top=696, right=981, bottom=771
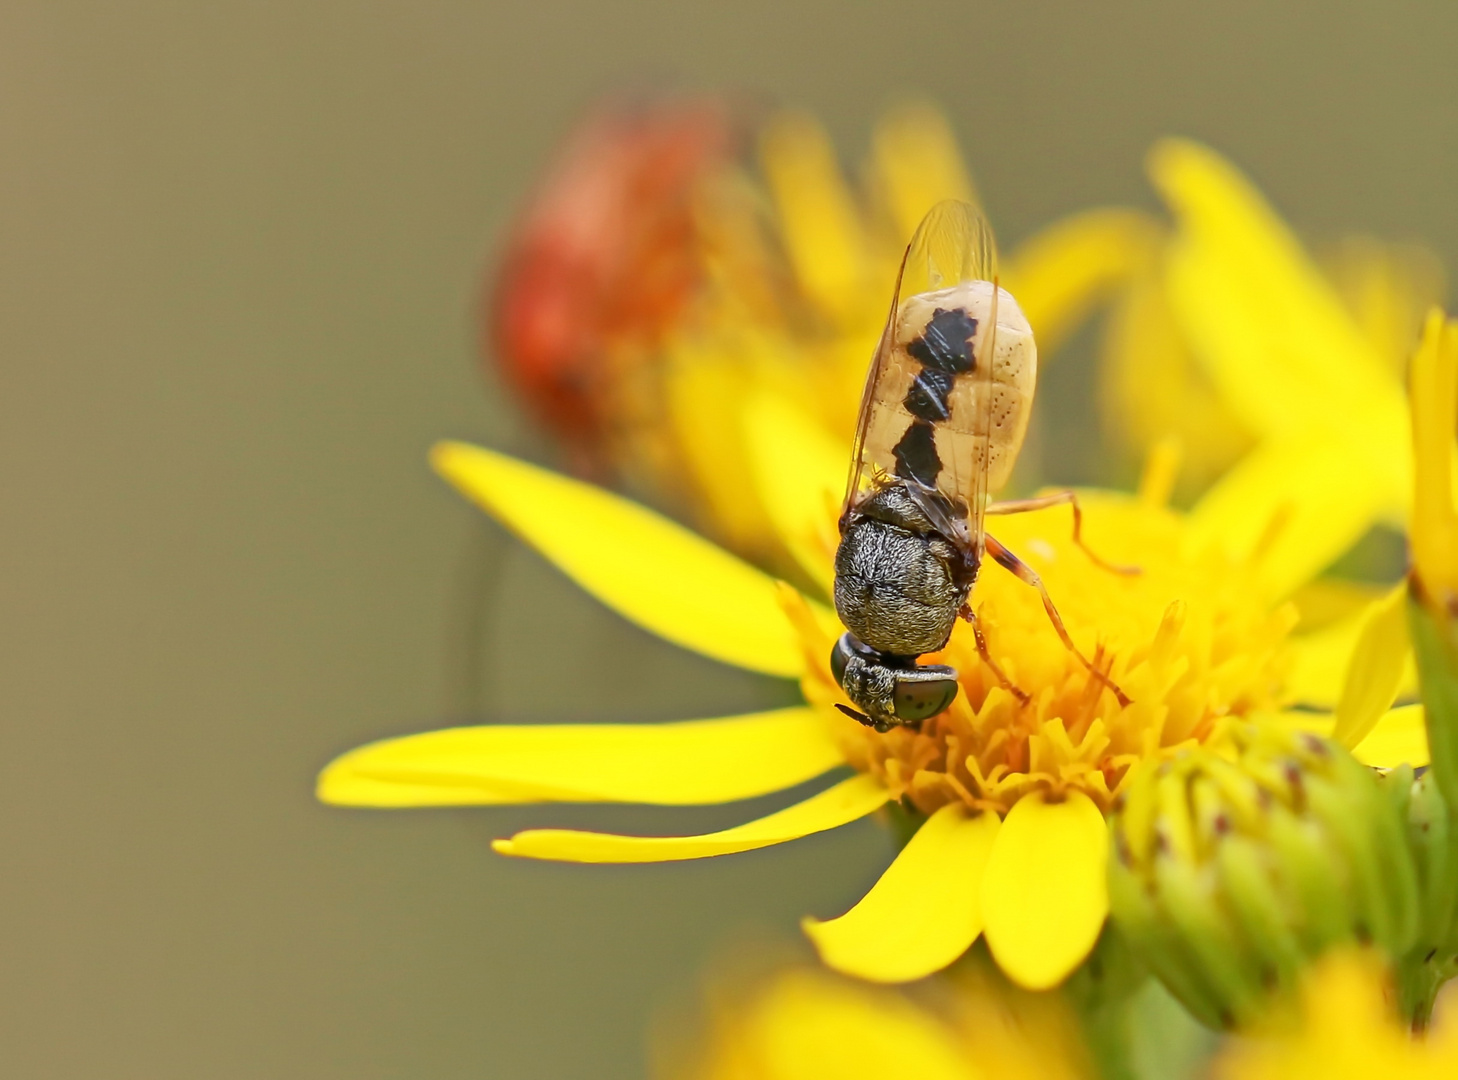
left=1108, top=724, right=1419, bottom=1030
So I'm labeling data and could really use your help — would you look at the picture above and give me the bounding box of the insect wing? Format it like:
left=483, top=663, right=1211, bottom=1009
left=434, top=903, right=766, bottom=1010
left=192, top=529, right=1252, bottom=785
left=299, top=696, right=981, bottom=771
left=841, top=200, right=1000, bottom=553
left=840, top=249, right=907, bottom=525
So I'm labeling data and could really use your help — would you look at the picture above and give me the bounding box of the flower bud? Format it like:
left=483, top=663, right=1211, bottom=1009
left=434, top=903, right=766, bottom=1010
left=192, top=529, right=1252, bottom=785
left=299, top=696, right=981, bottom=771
left=1108, top=725, right=1419, bottom=1029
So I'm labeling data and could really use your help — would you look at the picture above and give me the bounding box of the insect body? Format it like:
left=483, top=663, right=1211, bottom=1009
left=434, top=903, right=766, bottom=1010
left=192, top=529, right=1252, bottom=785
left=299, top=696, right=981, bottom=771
left=832, top=201, right=1128, bottom=731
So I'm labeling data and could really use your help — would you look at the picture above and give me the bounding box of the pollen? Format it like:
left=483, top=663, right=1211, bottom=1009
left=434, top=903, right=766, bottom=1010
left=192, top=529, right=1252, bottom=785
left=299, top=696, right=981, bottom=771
left=786, top=492, right=1297, bottom=816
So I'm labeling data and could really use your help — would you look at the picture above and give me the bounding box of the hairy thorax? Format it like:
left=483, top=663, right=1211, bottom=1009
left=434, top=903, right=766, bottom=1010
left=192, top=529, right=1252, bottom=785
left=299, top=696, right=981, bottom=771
left=833, top=485, right=971, bottom=657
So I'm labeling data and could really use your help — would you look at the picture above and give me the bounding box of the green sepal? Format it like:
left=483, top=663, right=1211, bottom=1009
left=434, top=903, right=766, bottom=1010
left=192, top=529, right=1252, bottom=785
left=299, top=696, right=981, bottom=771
left=1407, top=771, right=1458, bottom=952
left=1214, top=834, right=1304, bottom=994
left=1108, top=850, right=1226, bottom=1029
left=1264, top=802, right=1352, bottom=953
left=1151, top=856, right=1264, bottom=1026
left=1305, top=769, right=1417, bottom=955
left=1408, top=591, right=1458, bottom=808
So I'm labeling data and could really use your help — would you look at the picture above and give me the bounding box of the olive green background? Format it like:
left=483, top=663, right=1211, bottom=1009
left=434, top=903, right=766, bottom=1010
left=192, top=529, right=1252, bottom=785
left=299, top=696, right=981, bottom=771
left=0, top=2, right=1453, bottom=1077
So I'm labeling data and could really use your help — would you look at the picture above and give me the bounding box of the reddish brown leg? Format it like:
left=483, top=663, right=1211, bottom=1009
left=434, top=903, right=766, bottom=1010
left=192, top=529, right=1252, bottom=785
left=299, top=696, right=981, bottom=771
left=986, top=490, right=1140, bottom=576
left=959, top=603, right=1030, bottom=705
left=984, top=533, right=1133, bottom=707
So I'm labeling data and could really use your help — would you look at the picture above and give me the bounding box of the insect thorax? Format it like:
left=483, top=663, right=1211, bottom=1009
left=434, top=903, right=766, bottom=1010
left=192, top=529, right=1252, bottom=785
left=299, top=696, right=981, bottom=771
left=833, top=483, right=974, bottom=658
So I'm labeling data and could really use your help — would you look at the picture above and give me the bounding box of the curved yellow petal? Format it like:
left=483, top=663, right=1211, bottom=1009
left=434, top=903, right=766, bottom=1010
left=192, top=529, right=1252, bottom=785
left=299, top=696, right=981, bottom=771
left=735, top=970, right=980, bottom=1080
left=493, top=774, right=889, bottom=863
left=1293, top=577, right=1389, bottom=631
left=1149, top=138, right=1405, bottom=442
left=743, top=391, right=845, bottom=593
left=759, top=111, right=868, bottom=321
left=1002, top=207, right=1163, bottom=356
left=1410, top=310, right=1458, bottom=602
left=869, top=101, right=977, bottom=244
left=980, top=792, right=1109, bottom=990
left=660, top=339, right=779, bottom=558
left=317, top=707, right=842, bottom=808
left=1352, top=704, right=1429, bottom=769
left=1332, top=584, right=1412, bottom=748
left=1289, top=599, right=1418, bottom=709
left=804, top=803, right=999, bottom=983
left=431, top=441, right=802, bottom=677
left=1187, top=434, right=1396, bottom=598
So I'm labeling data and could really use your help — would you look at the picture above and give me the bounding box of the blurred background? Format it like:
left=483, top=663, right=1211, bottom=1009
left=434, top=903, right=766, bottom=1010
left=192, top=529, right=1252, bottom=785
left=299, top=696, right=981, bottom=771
left=0, top=1, right=1454, bottom=1077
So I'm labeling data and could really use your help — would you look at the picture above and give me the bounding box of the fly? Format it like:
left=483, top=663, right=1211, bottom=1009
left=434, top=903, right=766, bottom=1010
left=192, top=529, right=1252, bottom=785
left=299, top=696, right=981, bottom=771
left=831, top=200, right=1135, bottom=731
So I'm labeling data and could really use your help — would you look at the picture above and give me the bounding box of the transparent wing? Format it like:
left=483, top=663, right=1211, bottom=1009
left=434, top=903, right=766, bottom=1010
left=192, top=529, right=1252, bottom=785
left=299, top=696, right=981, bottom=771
left=840, top=252, right=907, bottom=525
left=841, top=200, right=1000, bottom=556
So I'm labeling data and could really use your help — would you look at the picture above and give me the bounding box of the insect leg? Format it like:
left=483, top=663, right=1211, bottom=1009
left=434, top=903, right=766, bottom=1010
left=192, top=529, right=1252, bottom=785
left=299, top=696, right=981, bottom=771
left=960, top=603, right=1030, bottom=705
left=984, top=533, right=1133, bottom=707
left=986, top=491, right=1140, bottom=576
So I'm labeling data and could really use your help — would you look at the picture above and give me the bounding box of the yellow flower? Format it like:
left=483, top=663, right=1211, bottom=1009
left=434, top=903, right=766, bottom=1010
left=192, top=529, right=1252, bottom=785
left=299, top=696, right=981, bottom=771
left=651, top=128, right=1432, bottom=718
left=324, top=112, right=1440, bottom=997
left=318, top=428, right=1422, bottom=991
left=657, top=961, right=1092, bottom=1080
left=1019, top=140, right=1442, bottom=598
left=1281, top=312, right=1458, bottom=779
left=1210, top=950, right=1458, bottom=1080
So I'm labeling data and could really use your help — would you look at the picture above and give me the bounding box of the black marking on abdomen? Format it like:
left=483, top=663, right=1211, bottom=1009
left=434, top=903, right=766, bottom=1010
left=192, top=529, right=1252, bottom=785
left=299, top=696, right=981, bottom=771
left=907, top=308, right=978, bottom=374
left=903, top=368, right=954, bottom=422
left=893, top=420, right=941, bottom=487
left=895, top=306, right=978, bottom=488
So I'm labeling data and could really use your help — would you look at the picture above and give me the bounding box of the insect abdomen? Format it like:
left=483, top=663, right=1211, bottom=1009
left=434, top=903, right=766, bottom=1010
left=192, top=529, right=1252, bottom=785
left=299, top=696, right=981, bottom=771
left=860, top=282, right=1037, bottom=504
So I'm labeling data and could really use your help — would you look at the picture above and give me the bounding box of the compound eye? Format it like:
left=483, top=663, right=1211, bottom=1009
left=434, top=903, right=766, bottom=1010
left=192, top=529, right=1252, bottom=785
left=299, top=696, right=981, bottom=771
left=894, top=669, right=959, bottom=722
left=830, top=633, right=872, bottom=691
left=830, top=635, right=852, bottom=688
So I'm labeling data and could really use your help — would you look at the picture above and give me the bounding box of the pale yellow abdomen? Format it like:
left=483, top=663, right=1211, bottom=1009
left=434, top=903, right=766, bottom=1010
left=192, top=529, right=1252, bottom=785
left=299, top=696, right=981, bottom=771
left=859, top=280, right=1036, bottom=507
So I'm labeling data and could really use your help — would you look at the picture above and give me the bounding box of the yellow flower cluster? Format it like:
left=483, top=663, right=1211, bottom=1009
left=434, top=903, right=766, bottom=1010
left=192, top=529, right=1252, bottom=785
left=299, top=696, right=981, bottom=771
left=320, top=101, right=1455, bottom=1072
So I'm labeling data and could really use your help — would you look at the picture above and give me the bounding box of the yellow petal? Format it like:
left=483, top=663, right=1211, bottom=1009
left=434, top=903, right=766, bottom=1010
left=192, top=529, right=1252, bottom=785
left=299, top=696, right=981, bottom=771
left=431, top=441, right=802, bottom=677
left=869, top=101, right=977, bottom=245
left=1410, top=310, right=1458, bottom=604
left=1292, top=578, right=1390, bottom=632
left=742, top=391, right=846, bottom=593
left=1352, top=704, right=1429, bottom=769
left=1099, top=268, right=1254, bottom=490
left=734, top=970, right=980, bottom=1080
left=317, top=706, right=841, bottom=807
left=759, top=111, right=868, bottom=321
left=980, top=792, right=1109, bottom=990
left=659, top=339, right=777, bottom=558
left=1289, top=599, right=1418, bottom=709
left=1186, top=434, right=1397, bottom=598
left=1137, top=435, right=1184, bottom=509
left=1149, top=138, right=1405, bottom=442
left=493, top=774, right=889, bottom=863
left=1002, top=207, right=1163, bottom=356
left=803, top=804, right=1000, bottom=983
left=1332, top=584, right=1412, bottom=748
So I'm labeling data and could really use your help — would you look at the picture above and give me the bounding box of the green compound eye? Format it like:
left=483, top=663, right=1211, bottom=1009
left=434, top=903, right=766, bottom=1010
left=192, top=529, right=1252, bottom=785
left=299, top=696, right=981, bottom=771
left=893, top=665, right=959, bottom=722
